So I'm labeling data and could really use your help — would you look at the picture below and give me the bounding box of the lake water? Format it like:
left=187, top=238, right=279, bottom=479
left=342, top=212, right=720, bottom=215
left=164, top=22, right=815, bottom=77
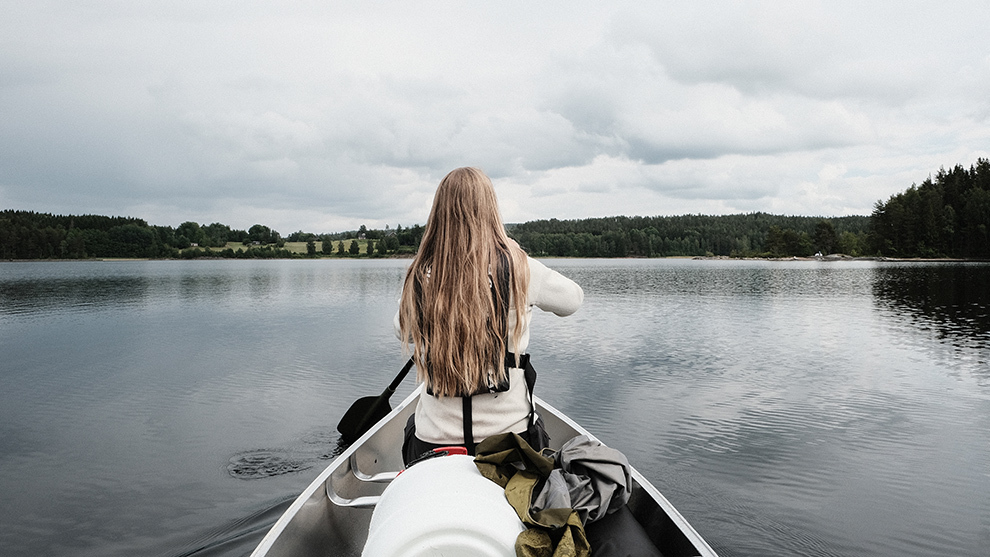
left=1, top=259, right=988, bottom=557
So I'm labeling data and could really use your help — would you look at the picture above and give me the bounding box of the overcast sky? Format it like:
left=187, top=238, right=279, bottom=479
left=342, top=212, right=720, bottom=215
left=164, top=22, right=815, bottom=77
left=2, top=1, right=988, bottom=234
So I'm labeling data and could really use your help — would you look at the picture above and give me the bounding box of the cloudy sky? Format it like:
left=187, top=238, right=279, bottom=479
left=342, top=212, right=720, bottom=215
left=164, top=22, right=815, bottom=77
left=2, top=1, right=988, bottom=234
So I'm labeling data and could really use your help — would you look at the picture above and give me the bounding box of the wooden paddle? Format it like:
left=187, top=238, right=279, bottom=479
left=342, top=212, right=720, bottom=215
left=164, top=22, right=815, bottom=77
left=337, top=358, right=415, bottom=442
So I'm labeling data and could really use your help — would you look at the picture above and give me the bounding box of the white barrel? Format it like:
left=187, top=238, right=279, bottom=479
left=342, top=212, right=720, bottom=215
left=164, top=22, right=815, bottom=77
left=362, top=454, right=525, bottom=557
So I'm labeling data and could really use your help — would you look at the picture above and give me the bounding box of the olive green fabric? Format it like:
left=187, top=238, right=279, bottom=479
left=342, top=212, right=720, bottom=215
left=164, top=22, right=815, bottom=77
left=475, top=433, right=590, bottom=557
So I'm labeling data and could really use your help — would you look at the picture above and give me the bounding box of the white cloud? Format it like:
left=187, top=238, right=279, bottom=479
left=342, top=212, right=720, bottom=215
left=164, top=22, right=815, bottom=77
left=1, top=0, right=989, bottom=233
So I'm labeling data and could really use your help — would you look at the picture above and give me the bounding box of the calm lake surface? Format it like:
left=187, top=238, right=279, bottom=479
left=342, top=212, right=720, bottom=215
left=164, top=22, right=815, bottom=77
left=1, top=258, right=988, bottom=557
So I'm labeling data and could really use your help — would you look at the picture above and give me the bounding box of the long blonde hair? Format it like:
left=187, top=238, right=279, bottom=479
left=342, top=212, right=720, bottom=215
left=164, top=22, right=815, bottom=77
left=399, top=167, right=529, bottom=397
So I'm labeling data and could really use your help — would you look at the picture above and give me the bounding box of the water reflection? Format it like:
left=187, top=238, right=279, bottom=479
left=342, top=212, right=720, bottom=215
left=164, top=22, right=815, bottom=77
left=0, top=275, right=152, bottom=315
left=872, top=263, right=990, bottom=353
left=0, top=260, right=409, bottom=320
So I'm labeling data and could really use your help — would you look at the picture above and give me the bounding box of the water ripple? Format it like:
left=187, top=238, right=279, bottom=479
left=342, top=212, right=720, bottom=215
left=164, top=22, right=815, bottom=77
left=226, top=450, right=313, bottom=479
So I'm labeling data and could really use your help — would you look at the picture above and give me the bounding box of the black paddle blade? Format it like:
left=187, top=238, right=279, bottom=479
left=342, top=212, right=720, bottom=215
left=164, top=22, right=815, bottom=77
left=336, top=359, right=415, bottom=443
left=337, top=393, right=392, bottom=442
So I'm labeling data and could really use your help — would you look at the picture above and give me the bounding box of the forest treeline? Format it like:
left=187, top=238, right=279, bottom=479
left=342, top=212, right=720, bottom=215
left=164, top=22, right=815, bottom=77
left=869, top=158, right=990, bottom=258
left=0, top=208, right=870, bottom=260
left=0, top=212, right=424, bottom=260
left=510, top=158, right=989, bottom=258
left=2, top=158, right=987, bottom=260
left=511, top=158, right=990, bottom=259
left=510, top=213, right=870, bottom=258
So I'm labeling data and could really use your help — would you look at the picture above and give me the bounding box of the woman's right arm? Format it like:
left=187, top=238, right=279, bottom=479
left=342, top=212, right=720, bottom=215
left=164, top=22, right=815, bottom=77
left=527, top=257, right=584, bottom=316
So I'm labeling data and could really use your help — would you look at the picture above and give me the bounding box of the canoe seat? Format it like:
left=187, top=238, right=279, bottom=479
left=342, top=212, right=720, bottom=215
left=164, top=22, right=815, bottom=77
left=325, top=452, right=402, bottom=508
left=347, top=452, right=401, bottom=483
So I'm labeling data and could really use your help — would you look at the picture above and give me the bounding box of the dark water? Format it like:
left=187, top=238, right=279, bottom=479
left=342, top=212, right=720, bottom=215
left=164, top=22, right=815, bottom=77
left=1, top=259, right=988, bottom=556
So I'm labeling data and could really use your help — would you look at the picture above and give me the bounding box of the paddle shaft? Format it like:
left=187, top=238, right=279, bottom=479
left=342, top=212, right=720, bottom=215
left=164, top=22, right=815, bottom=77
left=387, top=358, right=415, bottom=394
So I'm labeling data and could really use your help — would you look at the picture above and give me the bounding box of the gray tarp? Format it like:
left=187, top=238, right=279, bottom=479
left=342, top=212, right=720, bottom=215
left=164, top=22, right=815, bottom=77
left=532, top=434, right=633, bottom=525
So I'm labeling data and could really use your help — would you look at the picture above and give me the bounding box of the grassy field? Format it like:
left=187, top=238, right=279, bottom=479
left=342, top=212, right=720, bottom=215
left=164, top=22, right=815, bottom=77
left=201, top=240, right=418, bottom=257
left=177, top=239, right=419, bottom=258
left=229, top=240, right=372, bottom=255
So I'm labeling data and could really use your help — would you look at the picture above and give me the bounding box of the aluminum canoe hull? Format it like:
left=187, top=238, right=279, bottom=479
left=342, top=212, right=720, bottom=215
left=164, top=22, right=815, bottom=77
left=251, top=386, right=718, bottom=557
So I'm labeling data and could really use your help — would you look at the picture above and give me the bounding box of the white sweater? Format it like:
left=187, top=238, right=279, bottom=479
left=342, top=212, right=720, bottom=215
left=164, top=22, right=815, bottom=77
left=395, top=257, right=584, bottom=445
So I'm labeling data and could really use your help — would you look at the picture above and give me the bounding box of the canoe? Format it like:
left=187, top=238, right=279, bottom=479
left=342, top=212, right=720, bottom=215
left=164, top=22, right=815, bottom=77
left=251, top=386, right=719, bottom=557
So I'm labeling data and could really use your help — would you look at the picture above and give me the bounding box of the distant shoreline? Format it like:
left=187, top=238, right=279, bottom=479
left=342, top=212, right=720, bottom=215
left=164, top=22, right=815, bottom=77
left=691, top=255, right=983, bottom=262
left=5, top=255, right=988, bottom=263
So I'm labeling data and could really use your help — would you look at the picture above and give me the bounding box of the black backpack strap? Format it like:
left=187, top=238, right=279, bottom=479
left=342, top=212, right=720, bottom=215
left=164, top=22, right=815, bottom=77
left=506, top=352, right=538, bottom=426
left=522, top=355, right=536, bottom=401
left=522, top=356, right=538, bottom=426
left=462, top=395, right=475, bottom=455
left=458, top=352, right=534, bottom=455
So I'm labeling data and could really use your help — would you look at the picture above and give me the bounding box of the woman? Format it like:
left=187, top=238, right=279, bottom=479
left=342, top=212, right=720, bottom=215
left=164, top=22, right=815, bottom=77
left=397, top=167, right=584, bottom=464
